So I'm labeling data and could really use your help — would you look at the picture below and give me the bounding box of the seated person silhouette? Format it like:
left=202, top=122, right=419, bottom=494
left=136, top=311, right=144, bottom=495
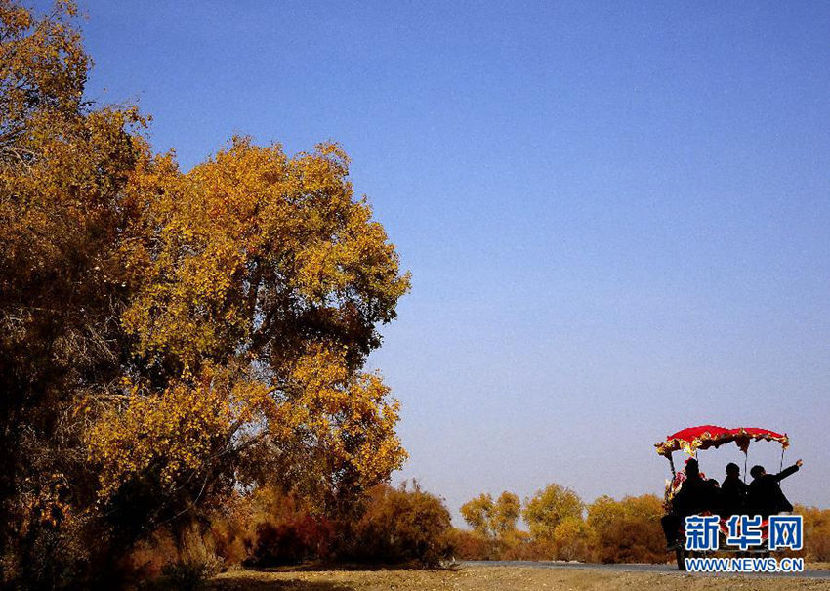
left=719, top=462, right=748, bottom=518
left=747, top=459, right=803, bottom=518
left=661, top=458, right=719, bottom=548
left=673, top=458, right=719, bottom=518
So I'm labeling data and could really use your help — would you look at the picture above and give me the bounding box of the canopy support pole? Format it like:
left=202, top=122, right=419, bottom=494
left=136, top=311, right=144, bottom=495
left=668, top=454, right=676, bottom=477
left=780, top=445, right=785, bottom=473
left=743, top=452, right=748, bottom=484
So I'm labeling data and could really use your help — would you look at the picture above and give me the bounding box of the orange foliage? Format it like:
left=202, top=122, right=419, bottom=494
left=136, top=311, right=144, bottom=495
left=458, top=484, right=594, bottom=562
left=343, top=481, right=452, bottom=566
left=89, top=137, right=411, bottom=526
left=587, top=494, right=665, bottom=564
left=445, top=528, right=499, bottom=560
left=1, top=2, right=410, bottom=586
left=797, top=505, right=830, bottom=562
left=522, top=484, right=584, bottom=544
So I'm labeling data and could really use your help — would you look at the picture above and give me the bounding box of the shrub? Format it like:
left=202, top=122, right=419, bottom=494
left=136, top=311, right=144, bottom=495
left=550, top=515, right=597, bottom=562
left=212, top=486, right=333, bottom=568
left=444, top=528, right=498, bottom=560
left=342, top=481, right=452, bottom=566
left=587, top=494, right=665, bottom=564
left=126, top=528, right=179, bottom=580
left=498, top=529, right=553, bottom=561
left=246, top=515, right=334, bottom=567
left=797, top=505, right=830, bottom=562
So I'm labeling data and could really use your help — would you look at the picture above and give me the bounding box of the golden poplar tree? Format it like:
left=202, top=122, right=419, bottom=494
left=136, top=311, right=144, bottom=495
left=0, top=1, right=409, bottom=585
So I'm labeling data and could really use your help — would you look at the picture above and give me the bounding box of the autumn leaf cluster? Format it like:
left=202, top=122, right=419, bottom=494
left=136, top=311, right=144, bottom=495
left=457, top=484, right=665, bottom=564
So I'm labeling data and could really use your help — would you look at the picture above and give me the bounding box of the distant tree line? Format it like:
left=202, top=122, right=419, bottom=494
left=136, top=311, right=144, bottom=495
left=117, top=480, right=830, bottom=586
left=453, top=484, right=664, bottom=563
left=451, top=485, right=830, bottom=565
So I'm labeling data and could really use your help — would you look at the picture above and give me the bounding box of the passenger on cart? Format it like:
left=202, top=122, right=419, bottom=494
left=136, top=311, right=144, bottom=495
left=661, top=458, right=719, bottom=548
left=719, top=462, right=748, bottom=518
left=747, top=459, right=804, bottom=518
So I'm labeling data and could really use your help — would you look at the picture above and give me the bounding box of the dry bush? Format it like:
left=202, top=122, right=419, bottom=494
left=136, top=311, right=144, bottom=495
left=499, top=530, right=554, bottom=561
left=126, top=529, right=179, bottom=580
left=341, top=481, right=452, bottom=566
left=160, top=482, right=454, bottom=570
left=444, top=528, right=552, bottom=561
left=207, top=486, right=333, bottom=568
left=797, top=505, right=830, bottom=562
left=550, top=516, right=598, bottom=562
left=122, top=488, right=330, bottom=584
left=246, top=515, right=334, bottom=567
left=205, top=512, right=249, bottom=568
left=122, top=520, right=224, bottom=590
left=444, top=528, right=498, bottom=560
left=587, top=494, right=665, bottom=564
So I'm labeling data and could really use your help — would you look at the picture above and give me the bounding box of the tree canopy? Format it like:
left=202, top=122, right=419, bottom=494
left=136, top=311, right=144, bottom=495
left=0, top=1, right=409, bottom=586
left=460, top=491, right=521, bottom=538
left=521, top=483, right=584, bottom=542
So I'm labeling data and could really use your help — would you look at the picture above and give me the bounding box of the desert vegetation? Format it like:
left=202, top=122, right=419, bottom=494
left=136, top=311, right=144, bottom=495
left=122, top=481, right=452, bottom=587
left=1, top=3, right=828, bottom=589
left=453, top=486, right=830, bottom=565
left=453, top=485, right=665, bottom=563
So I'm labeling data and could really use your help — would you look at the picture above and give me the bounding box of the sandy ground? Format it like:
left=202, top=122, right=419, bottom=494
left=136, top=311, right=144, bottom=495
left=209, top=565, right=830, bottom=590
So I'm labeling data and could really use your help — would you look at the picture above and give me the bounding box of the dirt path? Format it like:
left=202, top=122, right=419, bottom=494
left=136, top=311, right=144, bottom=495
left=210, top=564, right=830, bottom=590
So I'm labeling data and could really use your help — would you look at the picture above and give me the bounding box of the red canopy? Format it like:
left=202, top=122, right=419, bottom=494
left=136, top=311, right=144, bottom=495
left=655, top=425, right=789, bottom=458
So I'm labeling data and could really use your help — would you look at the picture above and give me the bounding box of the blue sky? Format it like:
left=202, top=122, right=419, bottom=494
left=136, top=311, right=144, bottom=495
left=71, top=1, right=830, bottom=519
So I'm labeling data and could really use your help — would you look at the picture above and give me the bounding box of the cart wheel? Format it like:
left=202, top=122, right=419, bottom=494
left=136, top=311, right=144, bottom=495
left=675, top=547, right=686, bottom=571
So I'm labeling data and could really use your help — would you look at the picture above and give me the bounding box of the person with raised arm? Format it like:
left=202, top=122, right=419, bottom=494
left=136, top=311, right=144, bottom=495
left=747, top=459, right=804, bottom=517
